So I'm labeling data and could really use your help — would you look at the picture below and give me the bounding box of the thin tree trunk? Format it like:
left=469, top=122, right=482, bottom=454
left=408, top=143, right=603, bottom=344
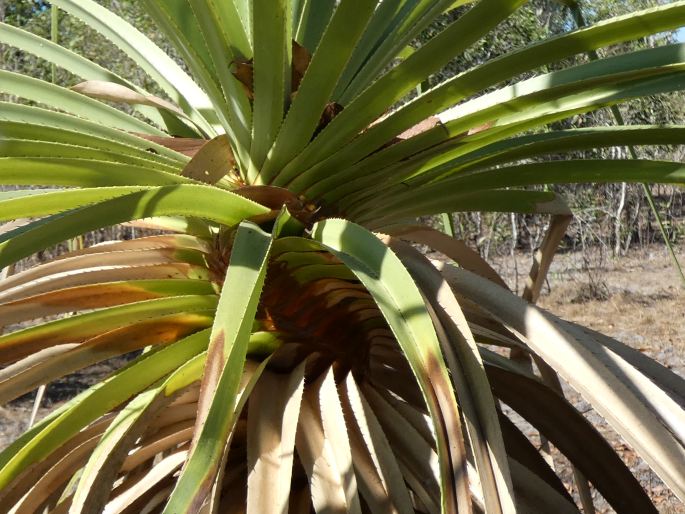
left=510, top=212, right=519, bottom=295
left=614, top=182, right=627, bottom=256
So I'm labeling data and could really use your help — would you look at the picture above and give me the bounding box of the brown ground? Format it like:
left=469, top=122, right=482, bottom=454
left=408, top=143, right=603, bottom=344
left=0, top=245, right=683, bottom=512
left=492, top=244, right=685, bottom=378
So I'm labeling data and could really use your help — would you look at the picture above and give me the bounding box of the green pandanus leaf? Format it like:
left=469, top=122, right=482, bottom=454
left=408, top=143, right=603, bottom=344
left=0, top=140, right=182, bottom=172
left=309, top=43, right=685, bottom=203
left=307, top=1, right=685, bottom=185
left=0, top=295, right=217, bottom=365
left=0, top=313, right=212, bottom=405
left=391, top=240, right=516, bottom=514
left=0, top=22, right=203, bottom=137
left=0, top=104, right=190, bottom=164
left=311, top=218, right=471, bottom=514
left=248, top=0, right=292, bottom=181
left=0, top=70, right=165, bottom=136
left=164, top=222, right=274, bottom=512
left=2, top=0, right=685, bottom=511
left=0, top=329, right=211, bottom=501
left=259, top=0, right=378, bottom=182
left=0, top=278, right=215, bottom=326
left=50, top=0, right=216, bottom=136
left=0, top=240, right=212, bottom=304
left=69, top=353, right=207, bottom=513
left=0, top=185, right=270, bottom=269
left=273, top=0, right=527, bottom=187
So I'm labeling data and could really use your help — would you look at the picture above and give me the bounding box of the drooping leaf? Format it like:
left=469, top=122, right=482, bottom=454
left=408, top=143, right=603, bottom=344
left=311, top=218, right=471, bottom=513
left=164, top=222, right=274, bottom=511
left=0, top=329, right=211, bottom=498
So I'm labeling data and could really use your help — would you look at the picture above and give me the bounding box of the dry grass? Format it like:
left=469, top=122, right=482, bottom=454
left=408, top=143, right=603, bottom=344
left=536, top=246, right=684, bottom=378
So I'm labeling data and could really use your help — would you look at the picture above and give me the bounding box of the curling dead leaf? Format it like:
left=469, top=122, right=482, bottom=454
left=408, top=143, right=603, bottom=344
left=134, top=134, right=206, bottom=157
left=181, top=134, right=236, bottom=184
left=246, top=363, right=306, bottom=514
left=233, top=60, right=254, bottom=99
left=71, top=80, right=185, bottom=117
left=292, top=41, right=311, bottom=92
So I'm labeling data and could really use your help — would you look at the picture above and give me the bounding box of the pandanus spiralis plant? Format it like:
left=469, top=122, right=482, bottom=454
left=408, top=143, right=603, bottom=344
left=0, top=0, right=685, bottom=512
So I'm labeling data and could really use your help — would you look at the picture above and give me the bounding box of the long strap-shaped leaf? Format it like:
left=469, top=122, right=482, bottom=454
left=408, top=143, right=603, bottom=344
left=311, top=218, right=470, bottom=514
left=0, top=313, right=212, bottom=405
left=0, top=127, right=184, bottom=170
left=294, top=0, right=335, bottom=53
left=355, top=146, right=685, bottom=217
left=138, top=0, right=230, bottom=139
left=0, top=187, right=142, bottom=221
left=487, top=364, right=657, bottom=514
left=70, top=353, right=205, bottom=513
left=336, top=0, right=467, bottom=102
left=0, top=277, right=213, bottom=325
left=185, top=0, right=253, bottom=161
left=0, top=295, right=216, bottom=365
left=390, top=240, right=516, bottom=514
left=248, top=0, right=292, bottom=181
left=566, top=0, right=685, bottom=292
left=50, top=0, right=215, bottom=136
left=0, top=103, right=188, bottom=164
left=0, top=157, right=192, bottom=188
left=361, top=384, right=441, bottom=514
left=318, top=113, right=685, bottom=201
left=272, top=0, right=526, bottom=187
left=443, top=265, right=685, bottom=501
left=259, top=0, right=377, bottom=182
left=411, top=159, right=685, bottom=199
left=314, top=70, right=685, bottom=203
left=246, top=362, right=306, bottom=514
left=0, top=329, right=210, bottom=498
left=316, top=1, right=685, bottom=182
left=163, top=221, right=273, bottom=512
left=340, top=373, right=415, bottom=514
left=437, top=44, right=685, bottom=128
left=309, top=46, right=685, bottom=200
left=0, top=139, right=181, bottom=173
left=429, top=126, right=685, bottom=176
left=357, top=190, right=566, bottom=226
left=204, top=0, right=251, bottom=59
left=384, top=225, right=507, bottom=288
left=296, top=368, right=363, bottom=514
left=0, top=185, right=269, bottom=269
left=333, top=0, right=453, bottom=101
left=0, top=244, right=210, bottom=304
left=0, top=22, right=201, bottom=138
left=0, top=70, right=164, bottom=136
left=563, top=320, right=685, bottom=407
left=234, top=0, right=253, bottom=48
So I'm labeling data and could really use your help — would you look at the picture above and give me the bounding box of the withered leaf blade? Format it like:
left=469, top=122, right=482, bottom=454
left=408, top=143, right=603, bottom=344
left=314, top=102, right=344, bottom=138
left=233, top=60, right=254, bottom=100
left=181, top=135, right=236, bottom=184
left=397, top=116, right=441, bottom=140
left=71, top=80, right=185, bottom=116
left=134, top=134, right=207, bottom=157
left=292, top=41, right=312, bottom=93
